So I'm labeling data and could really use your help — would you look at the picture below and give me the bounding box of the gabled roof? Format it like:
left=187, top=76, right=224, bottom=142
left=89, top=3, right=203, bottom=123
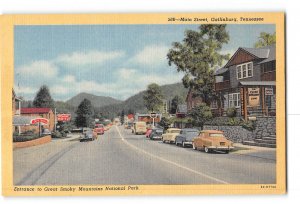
left=240, top=47, right=270, bottom=59
left=21, top=108, right=52, bottom=114
left=224, top=44, right=275, bottom=68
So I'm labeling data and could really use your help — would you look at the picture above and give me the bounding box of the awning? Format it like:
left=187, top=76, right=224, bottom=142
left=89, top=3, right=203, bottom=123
left=239, top=81, right=276, bottom=86
left=13, top=116, right=38, bottom=126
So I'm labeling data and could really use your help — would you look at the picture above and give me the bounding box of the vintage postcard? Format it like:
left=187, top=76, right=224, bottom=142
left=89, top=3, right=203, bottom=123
left=0, top=13, right=285, bottom=196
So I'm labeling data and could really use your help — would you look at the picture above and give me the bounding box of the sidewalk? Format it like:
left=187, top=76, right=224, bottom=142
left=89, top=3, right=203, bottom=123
left=51, top=133, right=81, bottom=142
left=232, top=143, right=276, bottom=161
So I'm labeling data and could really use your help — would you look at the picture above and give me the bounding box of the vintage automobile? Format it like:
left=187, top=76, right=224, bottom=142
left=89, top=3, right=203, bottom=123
left=145, top=128, right=152, bottom=138
left=94, top=124, right=105, bottom=135
left=80, top=129, right=97, bottom=141
left=162, top=128, right=181, bottom=143
left=192, top=130, right=234, bottom=153
left=175, top=128, right=199, bottom=148
left=132, top=121, right=147, bottom=135
left=149, top=128, right=164, bottom=140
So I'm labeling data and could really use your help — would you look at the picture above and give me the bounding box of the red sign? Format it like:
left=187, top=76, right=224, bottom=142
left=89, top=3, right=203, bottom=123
left=31, top=118, right=49, bottom=125
left=57, top=114, right=71, bottom=122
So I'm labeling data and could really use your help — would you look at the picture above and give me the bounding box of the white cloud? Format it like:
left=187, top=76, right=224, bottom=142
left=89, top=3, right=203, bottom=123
left=15, top=86, right=36, bottom=94
left=17, top=60, right=58, bottom=78
left=62, top=75, right=76, bottom=83
left=56, top=50, right=125, bottom=66
left=118, top=68, right=137, bottom=80
left=130, top=45, right=169, bottom=67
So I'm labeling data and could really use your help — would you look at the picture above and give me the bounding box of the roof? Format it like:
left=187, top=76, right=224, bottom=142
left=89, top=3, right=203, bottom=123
left=181, top=128, right=199, bottom=132
left=258, top=44, right=276, bottom=64
left=176, top=104, right=187, bottom=114
left=20, top=108, right=52, bottom=114
left=241, top=47, right=270, bottom=59
left=239, top=81, right=276, bottom=86
left=223, top=44, right=275, bottom=69
left=201, top=130, right=224, bottom=134
left=167, top=128, right=181, bottom=131
left=214, top=67, right=228, bottom=76
left=13, top=116, right=37, bottom=126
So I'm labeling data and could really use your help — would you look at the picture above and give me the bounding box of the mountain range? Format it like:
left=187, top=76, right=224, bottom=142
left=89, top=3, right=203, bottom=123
left=21, top=82, right=188, bottom=119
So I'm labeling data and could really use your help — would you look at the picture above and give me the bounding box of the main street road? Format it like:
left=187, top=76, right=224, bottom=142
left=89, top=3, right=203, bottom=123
left=14, top=126, right=276, bottom=185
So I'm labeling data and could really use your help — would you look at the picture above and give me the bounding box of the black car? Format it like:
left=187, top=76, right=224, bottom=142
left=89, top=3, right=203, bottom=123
left=175, top=128, right=199, bottom=147
left=149, top=128, right=164, bottom=140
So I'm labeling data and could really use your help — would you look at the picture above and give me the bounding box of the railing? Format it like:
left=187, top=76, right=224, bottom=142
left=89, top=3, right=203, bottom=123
left=214, top=80, right=230, bottom=91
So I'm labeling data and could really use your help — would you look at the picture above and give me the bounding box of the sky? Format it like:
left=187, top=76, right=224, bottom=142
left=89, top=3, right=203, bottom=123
left=14, top=24, right=275, bottom=101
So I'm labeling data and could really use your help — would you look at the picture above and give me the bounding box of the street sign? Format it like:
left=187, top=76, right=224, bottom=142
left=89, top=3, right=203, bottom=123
left=57, top=114, right=71, bottom=122
left=265, top=88, right=274, bottom=96
left=30, top=118, right=49, bottom=125
left=150, top=112, right=157, bottom=118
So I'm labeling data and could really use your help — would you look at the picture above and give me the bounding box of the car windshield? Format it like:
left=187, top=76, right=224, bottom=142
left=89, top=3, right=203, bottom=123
left=209, top=133, right=224, bottom=137
left=154, top=130, right=163, bottom=134
left=185, top=131, right=199, bottom=138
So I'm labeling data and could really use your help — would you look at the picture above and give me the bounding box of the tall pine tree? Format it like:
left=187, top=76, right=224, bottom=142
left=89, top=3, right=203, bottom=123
left=75, top=99, right=94, bottom=128
left=33, top=85, right=55, bottom=109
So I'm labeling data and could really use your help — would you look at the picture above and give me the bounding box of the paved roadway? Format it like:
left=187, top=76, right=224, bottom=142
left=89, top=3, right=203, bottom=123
left=14, top=125, right=276, bottom=185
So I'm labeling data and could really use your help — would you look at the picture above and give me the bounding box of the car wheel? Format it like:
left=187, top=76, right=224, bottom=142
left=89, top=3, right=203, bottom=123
left=224, top=150, right=229, bottom=154
left=204, top=146, right=210, bottom=153
left=192, top=143, right=197, bottom=150
left=163, top=140, right=165, bottom=143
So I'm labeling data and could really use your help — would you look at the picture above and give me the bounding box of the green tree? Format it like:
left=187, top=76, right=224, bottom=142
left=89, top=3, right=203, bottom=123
left=120, top=109, right=125, bottom=125
left=189, top=103, right=212, bottom=130
left=158, top=117, right=172, bottom=132
left=33, top=85, right=55, bottom=109
left=75, top=98, right=94, bottom=128
left=255, top=32, right=276, bottom=48
left=170, top=95, right=184, bottom=114
left=167, top=25, right=230, bottom=105
left=143, top=83, right=164, bottom=112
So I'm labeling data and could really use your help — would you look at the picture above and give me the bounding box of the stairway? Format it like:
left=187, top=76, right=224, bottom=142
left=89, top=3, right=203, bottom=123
left=243, top=135, right=276, bottom=148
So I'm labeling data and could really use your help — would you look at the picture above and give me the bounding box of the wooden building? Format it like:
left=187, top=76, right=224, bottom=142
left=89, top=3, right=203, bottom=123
left=214, top=44, right=276, bottom=119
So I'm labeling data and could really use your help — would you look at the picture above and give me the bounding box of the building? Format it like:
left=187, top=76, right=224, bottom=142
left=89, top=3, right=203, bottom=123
left=214, top=44, right=276, bottom=119
left=186, top=88, right=203, bottom=112
left=19, top=108, right=55, bottom=132
left=176, top=104, right=187, bottom=118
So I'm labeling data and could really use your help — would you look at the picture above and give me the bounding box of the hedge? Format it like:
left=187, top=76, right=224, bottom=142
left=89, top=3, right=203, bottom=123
left=13, top=134, right=45, bottom=142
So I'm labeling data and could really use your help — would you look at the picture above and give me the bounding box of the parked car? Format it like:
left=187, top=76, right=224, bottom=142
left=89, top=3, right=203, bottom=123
left=192, top=130, right=234, bottom=153
left=145, top=128, right=152, bottom=138
left=126, top=122, right=133, bottom=129
left=132, top=121, right=147, bottom=135
left=149, top=128, right=164, bottom=140
left=81, top=129, right=97, bottom=141
left=175, top=128, right=199, bottom=148
left=94, top=124, right=104, bottom=135
left=162, top=128, right=181, bottom=143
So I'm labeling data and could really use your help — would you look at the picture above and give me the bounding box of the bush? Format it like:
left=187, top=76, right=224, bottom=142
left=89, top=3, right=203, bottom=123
left=226, top=108, right=237, bottom=118
left=13, top=134, right=43, bottom=142
left=242, top=120, right=256, bottom=131
left=51, top=131, right=62, bottom=138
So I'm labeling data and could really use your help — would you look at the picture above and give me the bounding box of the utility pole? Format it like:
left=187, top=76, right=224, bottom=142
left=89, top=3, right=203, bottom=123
left=54, top=108, right=57, bottom=131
